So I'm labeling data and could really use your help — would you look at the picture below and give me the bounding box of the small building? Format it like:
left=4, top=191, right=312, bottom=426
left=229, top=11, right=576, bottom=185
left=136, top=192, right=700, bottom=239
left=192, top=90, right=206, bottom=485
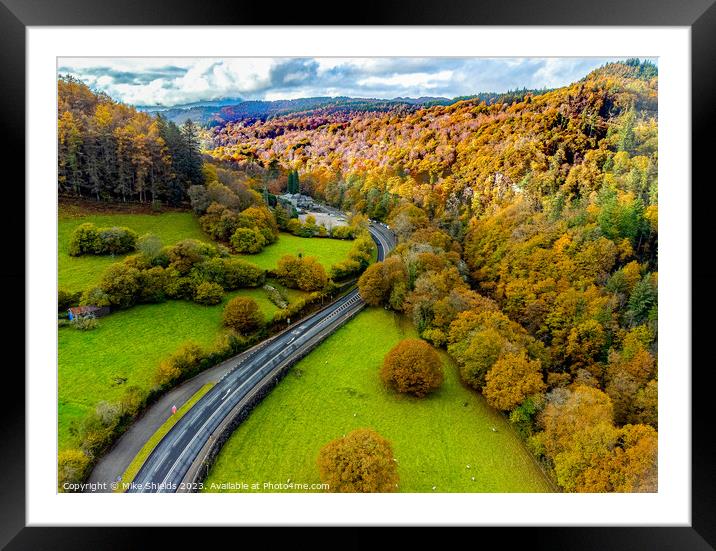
left=281, top=193, right=315, bottom=209
left=67, top=305, right=110, bottom=320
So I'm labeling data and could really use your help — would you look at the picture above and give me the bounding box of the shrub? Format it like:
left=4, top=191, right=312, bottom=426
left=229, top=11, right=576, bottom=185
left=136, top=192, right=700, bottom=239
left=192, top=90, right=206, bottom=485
left=317, top=429, right=399, bottom=493
left=154, top=341, right=205, bottom=388
left=119, top=385, right=148, bottom=417
left=191, top=257, right=227, bottom=287
left=194, top=281, right=224, bottom=305
left=330, top=259, right=362, bottom=280
left=167, top=239, right=218, bottom=274
left=138, top=266, right=168, bottom=303
left=230, top=227, right=266, bottom=254
left=58, top=288, right=82, bottom=311
left=68, top=223, right=100, bottom=256
left=57, top=448, right=91, bottom=491
left=97, top=226, right=138, bottom=255
left=77, top=401, right=123, bottom=456
left=380, top=338, right=444, bottom=397
left=99, top=263, right=141, bottom=308
left=358, top=262, right=389, bottom=305
left=237, top=206, right=279, bottom=243
left=330, top=225, right=356, bottom=240
left=223, top=296, right=263, bottom=333
left=188, top=184, right=211, bottom=215
left=223, top=258, right=265, bottom=289
left=79, top=287, right=111, bottom=307
left=275, top=255, right=328, bottom=291
left=286, top=218, right=304, bottom=235
left=164, top=269, right=197, bottom=300
left=263, top=284, right=289, bottom=309
left=68, top=222, right=138, bottom=256
left=137, top=233, right=163, bottom=262
left=71, top=314, right=99, bottom=331
left=349, top=234, right=374, bottom=265
left=200, top=202, right=240, bottom=241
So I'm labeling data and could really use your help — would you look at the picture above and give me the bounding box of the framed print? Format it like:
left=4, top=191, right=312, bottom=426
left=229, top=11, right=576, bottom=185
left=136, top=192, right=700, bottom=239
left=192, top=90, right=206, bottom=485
left=3, top=0, right=715, bottom=547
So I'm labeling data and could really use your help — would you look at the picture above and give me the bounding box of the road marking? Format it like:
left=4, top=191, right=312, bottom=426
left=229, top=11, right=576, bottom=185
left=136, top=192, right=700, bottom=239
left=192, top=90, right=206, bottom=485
left=221, top=388, right=231, bottom=401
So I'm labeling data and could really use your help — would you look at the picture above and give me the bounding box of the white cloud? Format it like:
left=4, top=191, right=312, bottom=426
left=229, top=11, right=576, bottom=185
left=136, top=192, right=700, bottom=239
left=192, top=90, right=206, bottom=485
left=58, top=57, right=652, bottom=106
left=358, top=70, right=454, bottom=89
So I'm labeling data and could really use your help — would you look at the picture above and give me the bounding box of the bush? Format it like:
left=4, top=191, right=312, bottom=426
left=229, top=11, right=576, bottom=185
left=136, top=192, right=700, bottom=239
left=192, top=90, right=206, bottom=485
left=98, top=226, right=139, bottom=255
left=194, top=281, right=224, bottom=305
left=57, top=448, right=91, bottom=491
left=380, top=338, right=443, bottom=397
left=330, top=259, right=362, bottom=280
left=164, top=269, right=197, bottom=300
left=71, top=314, right=99, bottom=331
left=317, top=429, right=399, bottom=492
left=230, top=227, right=266, bottom=254
left=68, top=223, right=100, bottom=256
left=154, top=341, right=205, bottom=388
left=275, top=255, right=328, bottom=291
left=119, top=385, right=149, bottom=418
left=223, top=258, right=265, bottom=289
left=223, top=296, right=263, bottom=333
left=137, top=233, right=163, bottom=262
left=330, top=225, right=356, bottom=240
left=77, top=401, right=123, bottom=456
left=138, top=266, right=168, bottom=303
left=263, top=284, right=289, bottom=309
left=188, top=184, right=211, bottom=214
left=68, top=222, right=138, bottom=256
left=99, top=263, right=142, bottom=308
left=79, top=286, right=111, bottom=307
left=358, top=262, right=389, bottom=306
left=191, top=257, right=227, bottom=288
left=58, top=288, right=82, bottom=311
left=167, top=239, right=218, bottom=275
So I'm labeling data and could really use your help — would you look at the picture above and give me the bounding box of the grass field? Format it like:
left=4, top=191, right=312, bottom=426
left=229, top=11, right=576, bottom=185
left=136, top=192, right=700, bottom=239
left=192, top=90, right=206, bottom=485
left=59, top=208, right=355, bottom=293
left=204, top=308, right=551, bottom=493
left=58, top=288, right=281, bottom=451
left=237, top=233, right=355, bottom=271
left=58, top=211, right=208, bottom=293
left=58, top=205, right=361, bottom=459
left=118, top=383, right=215, bottom=490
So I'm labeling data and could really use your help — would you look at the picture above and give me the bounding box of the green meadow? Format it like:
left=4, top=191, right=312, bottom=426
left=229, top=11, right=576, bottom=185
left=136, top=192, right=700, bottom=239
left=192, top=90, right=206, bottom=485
left=204, top=308, right=551, bottom=493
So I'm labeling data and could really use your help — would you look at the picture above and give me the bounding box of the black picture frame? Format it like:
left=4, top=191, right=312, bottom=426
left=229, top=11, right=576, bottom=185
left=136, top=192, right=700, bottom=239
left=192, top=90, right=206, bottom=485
left=2, top=1, right=714, bottom=547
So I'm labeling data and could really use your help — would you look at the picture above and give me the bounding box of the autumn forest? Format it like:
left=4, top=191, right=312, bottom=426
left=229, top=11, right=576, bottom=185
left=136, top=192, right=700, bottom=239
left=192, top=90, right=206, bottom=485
left=58, top=58, right=658, bottom=493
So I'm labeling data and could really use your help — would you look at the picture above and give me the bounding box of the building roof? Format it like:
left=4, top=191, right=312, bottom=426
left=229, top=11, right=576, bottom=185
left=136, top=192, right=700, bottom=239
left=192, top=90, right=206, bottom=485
left=68, top=305, right=102, bottom=315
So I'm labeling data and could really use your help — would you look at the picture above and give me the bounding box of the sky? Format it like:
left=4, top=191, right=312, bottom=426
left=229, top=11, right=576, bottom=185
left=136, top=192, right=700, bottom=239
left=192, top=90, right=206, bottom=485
left=58, top=57, right=645, bottom=108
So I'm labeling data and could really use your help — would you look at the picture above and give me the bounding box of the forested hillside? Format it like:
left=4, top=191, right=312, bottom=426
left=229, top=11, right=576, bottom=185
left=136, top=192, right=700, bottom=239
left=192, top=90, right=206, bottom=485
left=204, top=59, right=660, bottom=492
left=142, top=90, right=550, bottom=127
left=58, top=76, right=205, bottom=204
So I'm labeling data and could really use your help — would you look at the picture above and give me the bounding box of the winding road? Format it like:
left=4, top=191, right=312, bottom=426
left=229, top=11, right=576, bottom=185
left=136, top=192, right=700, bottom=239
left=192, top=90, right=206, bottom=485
left=125, top=223, right=395, bottom=493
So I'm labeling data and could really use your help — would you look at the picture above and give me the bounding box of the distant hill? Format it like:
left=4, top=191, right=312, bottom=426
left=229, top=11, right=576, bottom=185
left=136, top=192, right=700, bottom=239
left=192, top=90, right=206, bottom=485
left=143, top=91, right=552, bottom=127
left=143, top=96, right=452, bottom=126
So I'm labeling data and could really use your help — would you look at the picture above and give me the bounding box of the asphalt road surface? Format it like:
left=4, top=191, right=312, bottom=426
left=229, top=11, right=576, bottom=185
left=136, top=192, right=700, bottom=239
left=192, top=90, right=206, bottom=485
left=126, top=223, right=395, bottom=493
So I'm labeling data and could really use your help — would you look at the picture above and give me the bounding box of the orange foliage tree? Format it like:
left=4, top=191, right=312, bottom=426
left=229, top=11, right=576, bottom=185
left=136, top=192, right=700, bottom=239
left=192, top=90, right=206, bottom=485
left=483, top=352, right=545, bottom=411
left=317, top=429, right=399, bottom=493
left=380, top=339, right=444, bottom=397
left=222, top=296, right=263, bottom=333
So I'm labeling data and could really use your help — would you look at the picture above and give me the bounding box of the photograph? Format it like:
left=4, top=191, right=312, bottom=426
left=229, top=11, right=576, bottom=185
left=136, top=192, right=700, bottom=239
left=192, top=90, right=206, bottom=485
left=56, top=55, right=659, bottom=496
